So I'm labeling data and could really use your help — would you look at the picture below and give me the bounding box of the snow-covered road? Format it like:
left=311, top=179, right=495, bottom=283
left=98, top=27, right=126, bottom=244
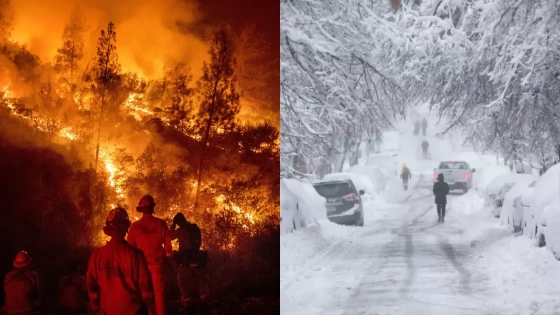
left=282, top=111, right=560, bottom=314
left=281, top=174, right=500, bottom=314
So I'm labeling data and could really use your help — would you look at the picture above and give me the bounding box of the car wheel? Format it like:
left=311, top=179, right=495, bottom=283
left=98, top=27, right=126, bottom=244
left=538, top=233, right=546, bottom=247
left=463, top=186, right=469, bottom=194
left=356, top=213, right=364, bottom=227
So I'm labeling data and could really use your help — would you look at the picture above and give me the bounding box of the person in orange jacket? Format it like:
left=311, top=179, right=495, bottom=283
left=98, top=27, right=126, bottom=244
left=86, top=207, right=155, bottom=315
left=128, top=195, right=172, bottom=315
left=2, top=251, right=41, bottom=315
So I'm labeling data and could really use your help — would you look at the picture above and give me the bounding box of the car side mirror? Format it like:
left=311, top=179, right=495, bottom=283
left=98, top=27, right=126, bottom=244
left=472, top=168, right=476, bottom=172
left=359, top=190, right=365, bottom=195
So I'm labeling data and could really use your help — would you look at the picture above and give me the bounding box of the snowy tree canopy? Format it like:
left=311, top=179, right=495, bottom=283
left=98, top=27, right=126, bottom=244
left=281, top=0, right=560, bottom=177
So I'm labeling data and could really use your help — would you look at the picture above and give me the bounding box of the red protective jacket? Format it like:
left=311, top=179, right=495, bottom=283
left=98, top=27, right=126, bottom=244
left=2, top=268, right=39, bottom=314
left=59, top=273, right=87, bottom=311
left=128, top=215, right=172, bottom=266
left=86, top=238, right=154, bottom=315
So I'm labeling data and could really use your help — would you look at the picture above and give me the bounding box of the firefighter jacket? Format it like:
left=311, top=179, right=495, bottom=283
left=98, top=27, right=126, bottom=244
left=86, top=238, right=154, bottom=315
left=2, top=268, right=39, bottom=314
left=128, top=215, right=172, bottom=266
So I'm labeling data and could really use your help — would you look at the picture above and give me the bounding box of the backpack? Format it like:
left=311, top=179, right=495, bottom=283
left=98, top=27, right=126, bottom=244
left=187, top=222, right=201, bottom=251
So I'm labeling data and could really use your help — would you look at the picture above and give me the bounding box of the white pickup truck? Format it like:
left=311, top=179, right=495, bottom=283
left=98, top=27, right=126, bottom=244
left=432, top=161, right=476, bottom=193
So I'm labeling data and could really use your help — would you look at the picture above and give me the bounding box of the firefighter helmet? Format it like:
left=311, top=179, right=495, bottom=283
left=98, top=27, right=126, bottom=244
left=136, top=195, right=156, bottom=213
left=13, top=250, right=33, bottom=268
left=103, top=207, right=131, bottom=236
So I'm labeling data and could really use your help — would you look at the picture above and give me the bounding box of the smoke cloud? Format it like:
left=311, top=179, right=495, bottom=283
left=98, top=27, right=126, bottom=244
left=10, top=0, right=209, bottom=79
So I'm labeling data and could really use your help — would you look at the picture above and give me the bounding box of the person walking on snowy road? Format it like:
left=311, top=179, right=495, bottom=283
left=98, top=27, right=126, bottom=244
left=400, top=164, right=412, bottom=190
left=413, top=120, right=420, bottom=136
left=421, top=118, right=428, bottom=136
left=433, top=173, right=450, bottom=222
left=421, top=140, right=430, bottom=159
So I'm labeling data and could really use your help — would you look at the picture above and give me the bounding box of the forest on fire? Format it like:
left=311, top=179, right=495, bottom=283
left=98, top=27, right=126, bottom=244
left=0, top=2, right=278, bottom=313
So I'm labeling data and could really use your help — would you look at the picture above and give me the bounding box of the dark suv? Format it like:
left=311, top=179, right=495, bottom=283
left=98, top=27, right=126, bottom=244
left=313, top=179, right=365, bottom=226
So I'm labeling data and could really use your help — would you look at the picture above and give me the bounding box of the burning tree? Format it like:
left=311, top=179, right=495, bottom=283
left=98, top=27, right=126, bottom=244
left=55, top=7, right=85, bottom=99
left=193, top=26, right=240, bottom=210
left=89, top=22, right=121, bottom=173
left=162, top=61, right=194, bottom=134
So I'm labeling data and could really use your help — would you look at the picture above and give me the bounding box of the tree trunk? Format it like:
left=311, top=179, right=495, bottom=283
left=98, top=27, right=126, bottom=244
left=193, top=72, right=222, bottom=210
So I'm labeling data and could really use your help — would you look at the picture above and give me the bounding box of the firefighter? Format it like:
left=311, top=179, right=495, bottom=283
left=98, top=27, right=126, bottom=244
left=128, top=195, right=172, bottom=315
left=2, top=251, right=41, bottom=315
left=86, top=207, right=154, bottom=315
left=170, top=213, right=208, bottom=312
left=57, top=261, right=88, bottom=315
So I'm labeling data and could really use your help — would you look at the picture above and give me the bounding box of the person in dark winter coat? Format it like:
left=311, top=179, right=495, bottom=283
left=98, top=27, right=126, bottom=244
left=433, top=173, right=450, bottom=222
left=413, top=120, right=420, bottom=135
left=400, top=164, right=412, bottom=190
left=421, top=140, right=429, bottom=159
left=421, top=118, right=428, bottom=136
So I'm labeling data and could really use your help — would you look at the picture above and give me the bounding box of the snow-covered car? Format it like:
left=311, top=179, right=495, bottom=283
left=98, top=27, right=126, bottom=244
left=314, top=173, right=366, bottom=226
left=519, top=179, right=538, bottom=235
left=499, top=176, right=536, bottom=231
left=544, top=203, right=560, bottom=259
left=432, top=161, right=475, bottom=193
left=280, top=179, right=327, bottom=234
left=475, top=165, right=512, bottom=198
left=492, top=174, right=534, bottom=218
left=483, top=174, right=517, bottom=208
left=366, top=154, right=399, bottom=178
left=526, top=164, right=560, bottom=246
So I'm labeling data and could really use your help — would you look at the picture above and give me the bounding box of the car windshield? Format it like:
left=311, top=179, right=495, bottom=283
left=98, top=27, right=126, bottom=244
left=439, top=162, right=468, bottom=170
left=314, top=182, right=354, bottom=198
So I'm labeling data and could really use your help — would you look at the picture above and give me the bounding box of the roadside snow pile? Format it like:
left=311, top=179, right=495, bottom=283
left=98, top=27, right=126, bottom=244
left=280, top=220, right=363, bottom=290
left=472, top=233, right=560, bottom=314
left=280, top=179, right=326, bottom=235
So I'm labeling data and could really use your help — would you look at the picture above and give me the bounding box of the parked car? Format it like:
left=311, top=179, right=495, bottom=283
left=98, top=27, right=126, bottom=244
left=492, top=182, right=515, bottom=218
left=499, top=176, right=535, bottom=230
left=518, top=179, right=537, bottom=234
left=492, top=174, right=534, bottom=218
left=313, top=174, right=365, bottom=226
left=366, top=154, right=399, bottom=178
left=483, top=174, right=517, bottom=208
left=544, top=203, right=560, bottom=259
left=526, top=164, right=560, bottom=247
left=432, top=161, right=476, bottom=193
left=280, top=179, right=327, bottom=234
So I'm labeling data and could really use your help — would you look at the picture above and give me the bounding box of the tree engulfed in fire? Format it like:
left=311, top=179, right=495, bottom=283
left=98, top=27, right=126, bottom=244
left=0, top=3, right=279, bottom=251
